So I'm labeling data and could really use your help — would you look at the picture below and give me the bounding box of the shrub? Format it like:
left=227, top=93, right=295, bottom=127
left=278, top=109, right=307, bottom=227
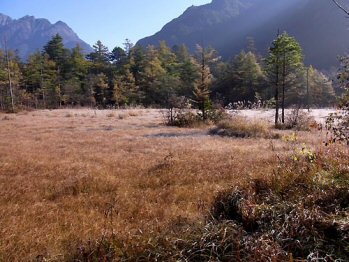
left=167, top=111, right=201, bottom=127
left=206, top=107, right=231, bottom=123
left=165, top=95, right=229, bottom=127
left=128, top=111, right=141, bottom=117
left=118, top=113, right=128, bottom=120
left=210, top=116, right=277, bottom=139
left=326, top=109, right=349, bottom=145
left=2, top=115, right=12, bottom=121
left=164, top=95, right=192, bottom=127
left=106, top=112, right=116, bottom=118
left=167, top=109, right=230, bottom=128
left=277, top=108, right=315, bottom=131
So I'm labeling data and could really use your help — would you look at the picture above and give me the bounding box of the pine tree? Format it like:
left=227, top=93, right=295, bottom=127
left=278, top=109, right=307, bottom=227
left=89, top=73, right=109, bottom=107
left=61, top=45, right=89, bottom=106
left=175, top=44, right=200, bottom=98
left=87, top=41, right=110, bottom=64
left=231, top=51, right=264, bottom=102
left=110, top=46, right=127, bottom=65
left=266, top=32, right=304, bottom=125
left=43, top=34, right=70, bottom=74
left=307, top=67, right=335, bottom=107
left=24, top=52, right=59, bottom=108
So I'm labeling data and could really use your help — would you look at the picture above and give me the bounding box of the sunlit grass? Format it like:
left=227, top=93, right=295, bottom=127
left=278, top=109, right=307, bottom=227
left=0, top=109, right=343, bottom=260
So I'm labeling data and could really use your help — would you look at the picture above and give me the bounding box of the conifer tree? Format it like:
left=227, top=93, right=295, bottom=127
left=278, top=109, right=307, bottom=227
left=0, top=47, right=22, bottom=112
left=231, top=51, right=264, bottom=102
left=25, top=52, right=59, bottom=108
left=193, top=45, right=214, bottom=121
left=266, top=32, right=303, bottom=125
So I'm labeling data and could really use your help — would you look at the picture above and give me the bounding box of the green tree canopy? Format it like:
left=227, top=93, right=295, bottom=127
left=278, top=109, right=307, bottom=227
left=266, top=32, right=304, bottom=124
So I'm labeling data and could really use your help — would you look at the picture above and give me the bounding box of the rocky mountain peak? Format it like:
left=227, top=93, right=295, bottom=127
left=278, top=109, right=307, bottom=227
left=0, top=14, right=92, bottom=59
left=0, top=13, right=12, bottom=26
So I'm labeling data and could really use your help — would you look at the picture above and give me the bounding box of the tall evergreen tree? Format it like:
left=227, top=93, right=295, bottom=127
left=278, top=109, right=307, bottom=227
left=61, top=45, right=90, bottom=106
left=174, top=44, right=200, bottom=97
left=87, top=40, right=110, bottom=64
left=266, top=32, right=303, bottom=125
left=128, top=45, right=146, bottom=94
left=43, top=34, right=70, bottom=73
left=123, top=39, right=134, bottom=57
left=86, top=73, right=109, bottom=107
left=231, top=51, right=264, bottom=102
left=110, top=46, right=127, bottom=65
left=24, top=52, right=59, bottom=108
left=307, top=66, right=335, bottom=107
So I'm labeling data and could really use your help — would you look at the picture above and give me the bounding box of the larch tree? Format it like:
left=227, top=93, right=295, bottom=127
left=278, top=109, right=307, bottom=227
left=113, top=67, right=138, bottom=107
left=193, top=45, right=214, bottom=121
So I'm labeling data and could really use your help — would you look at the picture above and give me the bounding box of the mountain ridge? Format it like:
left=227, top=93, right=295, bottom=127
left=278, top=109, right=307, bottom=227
left=0, top=13, right=92, bottom=60
left=138, top=0, right=349, bottom=70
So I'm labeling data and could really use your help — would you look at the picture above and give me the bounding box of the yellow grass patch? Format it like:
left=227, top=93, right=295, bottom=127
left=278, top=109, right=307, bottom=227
left=0, top=109, right=329, bottom=260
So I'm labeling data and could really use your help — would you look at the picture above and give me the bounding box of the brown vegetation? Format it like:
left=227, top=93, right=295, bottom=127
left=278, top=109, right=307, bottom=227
left=210, top=116, right=278, bottom=139
left=0, top=109, right=346, bottom=261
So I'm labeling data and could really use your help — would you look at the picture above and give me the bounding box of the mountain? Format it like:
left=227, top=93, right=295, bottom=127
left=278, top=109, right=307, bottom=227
left=0, top=13, right=93, bottom=60
left=138, top=0, right=349, bottom=70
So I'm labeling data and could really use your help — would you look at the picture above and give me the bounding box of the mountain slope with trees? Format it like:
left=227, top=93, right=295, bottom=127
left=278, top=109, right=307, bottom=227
left=138, top=0, right=349, bottom=70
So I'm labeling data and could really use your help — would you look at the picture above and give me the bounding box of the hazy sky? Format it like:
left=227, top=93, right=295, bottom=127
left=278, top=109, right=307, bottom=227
left=1, top=0, right=211, bottom=49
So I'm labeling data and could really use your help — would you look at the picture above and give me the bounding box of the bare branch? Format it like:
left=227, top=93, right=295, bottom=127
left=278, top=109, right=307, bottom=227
left=332, top=0, right=349, bottom=16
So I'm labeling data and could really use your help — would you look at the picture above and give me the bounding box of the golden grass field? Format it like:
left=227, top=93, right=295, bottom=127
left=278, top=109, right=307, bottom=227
left=0, top=109, right=338, bottom=260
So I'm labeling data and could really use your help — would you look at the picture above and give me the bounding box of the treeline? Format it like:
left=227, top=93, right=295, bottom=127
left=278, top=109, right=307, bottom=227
left=0, top=33, right=336, bottom=112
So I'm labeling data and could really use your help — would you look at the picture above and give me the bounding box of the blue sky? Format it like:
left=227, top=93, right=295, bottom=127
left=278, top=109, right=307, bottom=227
left=1, top=0, right=211, bottom=49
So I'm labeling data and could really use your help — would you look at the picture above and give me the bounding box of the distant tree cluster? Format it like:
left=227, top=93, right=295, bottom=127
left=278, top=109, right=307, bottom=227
left=0, top=33, right=336, bottom=114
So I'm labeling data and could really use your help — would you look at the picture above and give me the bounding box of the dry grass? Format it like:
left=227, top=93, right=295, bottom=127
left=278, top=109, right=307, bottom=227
left=0, top=109, right=343, bottom=261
